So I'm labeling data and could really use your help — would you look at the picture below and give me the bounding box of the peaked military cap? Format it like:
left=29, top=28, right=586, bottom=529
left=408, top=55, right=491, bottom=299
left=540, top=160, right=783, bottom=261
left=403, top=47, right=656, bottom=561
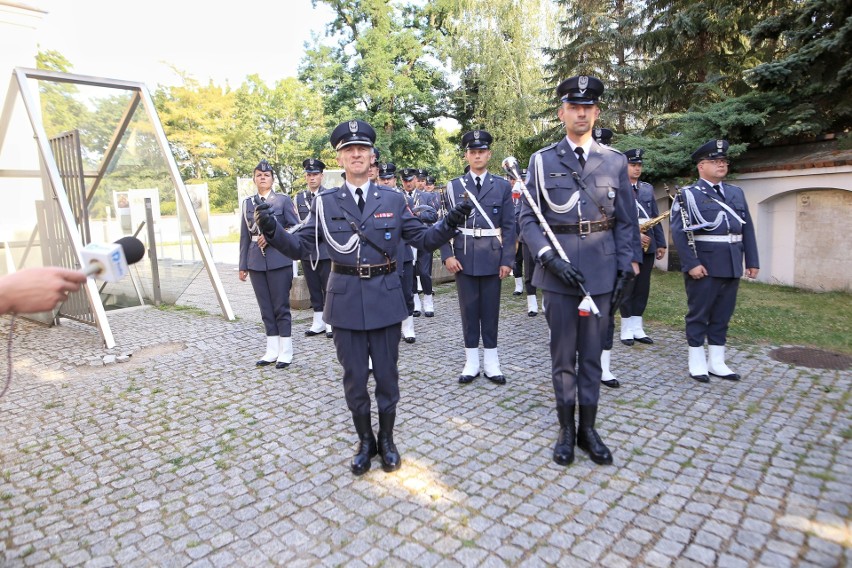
left=255, top=159, right=274, bottom=172
left=329, top=119, right=376, bottom=150
left=461, top=130, right=493, bottom=150
left=417, top=168, right=429, bottom=179
left=302, top=158, right=326, bottom=173
left=378, top=162, right=397, bottom=179
left=691, top=139, right=729, bottom=163
left=592, top=127, right=613, bottom=145
left=624, top=149, right=644, bottom=163
left=426, top=175, right=436, bottom=185
left=556, top=75, right=605, bottom=105
left=400, top=167, right=419, bottom=181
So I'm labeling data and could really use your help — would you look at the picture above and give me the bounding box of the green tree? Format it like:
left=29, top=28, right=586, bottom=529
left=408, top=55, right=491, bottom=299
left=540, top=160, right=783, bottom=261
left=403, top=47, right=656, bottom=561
left=35, top=49, right=89, bottom=138
left=231, top=75, right=329, bottom=190
left=300, top=0, right=450, bottom=169
left=153, top=76, right=235, bottom=180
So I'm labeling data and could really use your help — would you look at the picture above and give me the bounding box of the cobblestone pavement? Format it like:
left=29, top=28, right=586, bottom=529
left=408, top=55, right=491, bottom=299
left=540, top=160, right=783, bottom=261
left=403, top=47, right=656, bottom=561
left=1, top=265, right=849, bottom=567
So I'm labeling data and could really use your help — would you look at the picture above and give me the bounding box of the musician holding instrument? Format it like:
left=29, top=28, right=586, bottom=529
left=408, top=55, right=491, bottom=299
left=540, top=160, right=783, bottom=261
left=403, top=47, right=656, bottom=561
left=619, top=149, right=667, bottom=346
left=670, top=140, right=759, bottom=383
left=519, top=76, right=638, bottom=466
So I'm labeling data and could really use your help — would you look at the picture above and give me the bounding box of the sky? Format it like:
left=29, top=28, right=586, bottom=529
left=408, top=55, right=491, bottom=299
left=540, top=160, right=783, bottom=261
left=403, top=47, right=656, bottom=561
left=35, top=0, right=336, bottom=89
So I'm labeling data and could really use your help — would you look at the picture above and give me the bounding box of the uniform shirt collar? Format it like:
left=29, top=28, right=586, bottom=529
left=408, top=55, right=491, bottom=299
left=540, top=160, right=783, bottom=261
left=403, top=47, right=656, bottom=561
left=565, top=137, right=592, bottom=158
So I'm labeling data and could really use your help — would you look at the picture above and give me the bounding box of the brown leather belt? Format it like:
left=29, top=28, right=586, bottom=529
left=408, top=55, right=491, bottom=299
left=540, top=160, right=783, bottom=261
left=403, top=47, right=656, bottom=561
left=332, top=261, right=397, bottom=278
left=550, top=218, right=615, bottom=235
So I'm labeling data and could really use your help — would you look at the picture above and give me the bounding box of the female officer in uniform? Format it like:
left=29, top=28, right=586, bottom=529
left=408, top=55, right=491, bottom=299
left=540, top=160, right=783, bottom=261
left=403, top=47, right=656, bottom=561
left=239, top=159, right=299, bottom=369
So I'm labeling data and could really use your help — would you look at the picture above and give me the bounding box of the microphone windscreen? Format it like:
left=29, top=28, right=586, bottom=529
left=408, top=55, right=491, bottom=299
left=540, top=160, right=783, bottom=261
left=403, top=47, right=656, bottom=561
left=115, top=236, right=146, bottom=265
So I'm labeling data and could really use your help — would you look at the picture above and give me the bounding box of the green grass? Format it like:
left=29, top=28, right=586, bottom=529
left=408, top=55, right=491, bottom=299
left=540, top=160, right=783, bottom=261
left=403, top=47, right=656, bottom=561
left=643, top=270, right=852, bottom=354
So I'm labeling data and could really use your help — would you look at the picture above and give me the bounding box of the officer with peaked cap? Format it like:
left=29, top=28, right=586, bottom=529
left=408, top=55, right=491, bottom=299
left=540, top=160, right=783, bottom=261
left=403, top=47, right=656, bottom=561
left=410, top=169, right=440, bottom=318
left=239, top=159, right=300, bottom=369
left=588, top=129, right=638, bottom=389
left=397, top=167, right=420, bottom=339
left=377, top=162, right=397, bottom=189
left=520, top=75, right=638, bottom=467
left=255, top=119, right=473, bottom=475
left=297, top=158, right=333, bottom=338
left=441, top=129, right=517, bottom=386
left=619, top=148, right=666, bottom=348
left=670, top=139, right=759, bottom=383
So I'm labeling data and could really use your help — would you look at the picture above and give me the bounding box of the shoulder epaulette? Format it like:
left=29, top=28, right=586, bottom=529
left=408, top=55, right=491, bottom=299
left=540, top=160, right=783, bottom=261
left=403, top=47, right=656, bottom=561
left=318, top=187, right=338, bottom=197
left=603, top=145, right=624, bottom=155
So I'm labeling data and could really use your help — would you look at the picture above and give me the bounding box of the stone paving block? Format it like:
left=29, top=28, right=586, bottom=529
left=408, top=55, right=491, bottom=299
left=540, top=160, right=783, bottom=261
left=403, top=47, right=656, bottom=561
left=0, top=273, right=848, bottom=566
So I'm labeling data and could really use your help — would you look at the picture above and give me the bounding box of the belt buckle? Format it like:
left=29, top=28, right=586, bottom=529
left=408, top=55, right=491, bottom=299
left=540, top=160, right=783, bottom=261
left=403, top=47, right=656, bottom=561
left=472, top=227, right=483, bottom=238
left=358, top=265, right=371, bottom=279
left=578, top=220, right=591, bottom=235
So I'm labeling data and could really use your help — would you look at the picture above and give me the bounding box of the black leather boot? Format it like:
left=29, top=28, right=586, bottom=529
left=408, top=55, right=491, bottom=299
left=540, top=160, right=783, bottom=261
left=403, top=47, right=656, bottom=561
left=378, top=412, right=401, bottom=472
left=576, top=405, right=613, bottom=465
left=351, top=414, right=377, bottom=475
left=553, top=404, right=575, bottom=466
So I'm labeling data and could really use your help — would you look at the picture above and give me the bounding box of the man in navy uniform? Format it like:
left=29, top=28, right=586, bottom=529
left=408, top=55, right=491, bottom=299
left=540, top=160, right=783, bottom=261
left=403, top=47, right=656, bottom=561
left=398, top=167, right=420, bottom=340
left=520, top=76, right=638, bottom=466
left=255, top=120, right=472, bottom=475
left=619, top=148, right=666, bottom=346
left=296, top=158, right=333, bottom=338
left=670, top=139, right=759, bottom=383
left=590, top=127, right=630, bottom=389
left=239, top=159, right=300, bottom=368
left=441, top=130, right=517, bottom=385
left=378, top=162, right=397, bottom=190
left=412, top=169, right=440, bottom=318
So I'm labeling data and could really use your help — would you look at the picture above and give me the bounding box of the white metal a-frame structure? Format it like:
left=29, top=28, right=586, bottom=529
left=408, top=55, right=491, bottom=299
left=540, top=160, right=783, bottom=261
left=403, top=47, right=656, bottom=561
left=0, top=67, right=234, bottom=348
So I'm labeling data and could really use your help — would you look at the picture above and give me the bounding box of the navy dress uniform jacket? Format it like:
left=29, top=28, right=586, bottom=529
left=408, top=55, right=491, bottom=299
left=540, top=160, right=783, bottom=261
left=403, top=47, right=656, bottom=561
left=266, top=182, right=457, bottom=331
left=670, top=180, right=759, bottom=278
left=439, top=172, right=517, bottom=274
left=239, top=192, right=299, bottom=271
left=520, top=139, right=636, bottom=295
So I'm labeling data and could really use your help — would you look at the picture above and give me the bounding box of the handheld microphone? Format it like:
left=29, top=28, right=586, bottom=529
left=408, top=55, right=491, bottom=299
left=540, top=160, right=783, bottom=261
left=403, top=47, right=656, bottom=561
left=80, top=236, right=146, bottom=281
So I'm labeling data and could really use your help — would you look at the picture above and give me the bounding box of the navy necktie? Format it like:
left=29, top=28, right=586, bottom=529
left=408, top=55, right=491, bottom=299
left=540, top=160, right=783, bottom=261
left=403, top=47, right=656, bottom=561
left=575, top=147, right=586, bottom=169
left=475, top=176, right=482, bottom=192
left=355, top=187, right=365, bottom=212
left=712, top=184, right=724, bottom=199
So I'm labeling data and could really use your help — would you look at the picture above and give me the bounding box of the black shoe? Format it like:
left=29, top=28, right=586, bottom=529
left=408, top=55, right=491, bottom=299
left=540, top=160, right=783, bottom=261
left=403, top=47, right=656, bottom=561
left=458, top=372, right=479, bottom=384
left=553, top=404, right=575, bottom=466
left=577, top=405, right=613, bottom=465
left=305, top=329, right=323, bottom=337
left=256, top=359, right=275, bottom=367
left=275, top=361, right=290, bottom=369
left=513, top=290, right=522, bottom=296
left=425, top=312, right=434, bottom=318
left=378, top=413, right=401, bottom=472
left=484, top=373, right=506, bottom=385
left=351, top=414, right=378, bottom=476
left=690, top=373, right=710, bottom=383
left=403, top=336, right=416, bottom=344
left=528, top=311, right=538, bottom=317
left=601, top=378, right=620, bottom=388
left=710, top=371, right=740, bottom=381
left=634, top=336, right=654, bottom=344
left=413, top=311, right=421, bottom=317
left=326, top=331, right=334, bottom=339
left=620, top=339, right=634, bottom=346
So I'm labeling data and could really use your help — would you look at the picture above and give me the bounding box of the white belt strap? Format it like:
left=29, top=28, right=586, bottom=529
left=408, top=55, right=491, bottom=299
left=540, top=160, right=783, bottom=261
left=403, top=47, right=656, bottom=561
left=458, top=228, right=502, bottom=237
left=693, top=234, right=743, bottom=243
